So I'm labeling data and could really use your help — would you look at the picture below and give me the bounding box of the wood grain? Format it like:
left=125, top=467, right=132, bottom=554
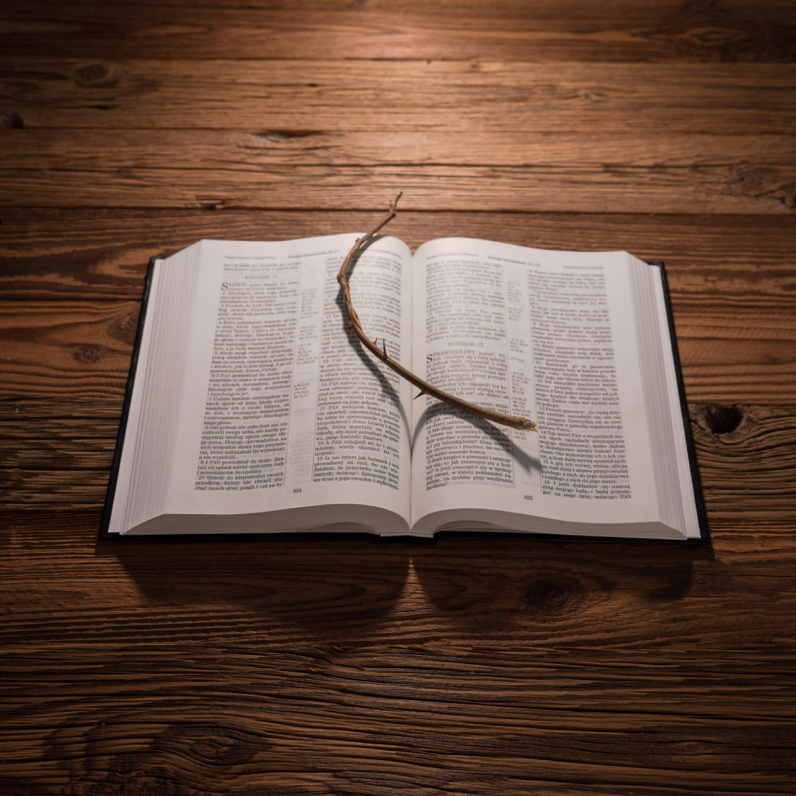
left=3, top=0, right=796, bottom=790
left=0, top=300, right=139, bottom=399
left=1, top=209, right=795, bottom=301
left=0, top=507, right=794, bottom=653
left=3, top=399, right=795, bottom=519
left=3, top=129, right=795, bottom=213
left=2, top=0, right=795, bottom=62
left=0, top=645, right=793, bottom=794
left=3, top=59, right=796, bottom=135
left=2, top=296, right=794, bottom=402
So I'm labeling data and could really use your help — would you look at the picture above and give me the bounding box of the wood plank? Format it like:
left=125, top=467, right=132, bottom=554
left=10, top=128, right=796, bottom=169
left=32, top=0, right=795, bottom=10
left=2, top=293, right=794, bottom=402
left=3, top=644, right=795, bottom=718
left=9, top=128, right=796, bottom=169
left=3, top=129, right=795, bottom=214
left=1, top=0, right=795, bottom=62
left=1, top=209, right=795, bottom=302
left=3, top=399, right=795, bottom=517
left=0, top=301, right=138, bottom=400
left=0, top=645, right=794, bottom=794
left=2, top=59, right=796, bottom=134
left=692, top=404, right=796, bottom=517
left=0, top=507, right=794, bottom=654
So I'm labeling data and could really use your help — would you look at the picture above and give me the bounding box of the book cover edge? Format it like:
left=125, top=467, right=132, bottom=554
left=99, top=256, right=709, bottom=546
left=98, top=258, right=158, bottom=540
left=647, top=261, right=711, bottom=545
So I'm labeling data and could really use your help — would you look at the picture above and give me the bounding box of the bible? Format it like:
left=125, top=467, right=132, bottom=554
left=102, top=233, right=708, bottom=542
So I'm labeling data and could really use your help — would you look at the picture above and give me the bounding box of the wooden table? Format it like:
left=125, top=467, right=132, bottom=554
left=2, top=1, right=795, bottom=793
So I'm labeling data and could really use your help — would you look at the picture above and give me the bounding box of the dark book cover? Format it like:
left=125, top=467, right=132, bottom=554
left=99, top=258, right=158, bottom=540
left=100, top=258, right=709, bottom=544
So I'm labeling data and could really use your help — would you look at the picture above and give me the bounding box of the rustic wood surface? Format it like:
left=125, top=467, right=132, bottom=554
left=1, top=0, right=795, bottom=793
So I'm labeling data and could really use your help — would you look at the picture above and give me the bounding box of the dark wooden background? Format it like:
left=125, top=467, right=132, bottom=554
left=2, top=0, right=795, bottom=793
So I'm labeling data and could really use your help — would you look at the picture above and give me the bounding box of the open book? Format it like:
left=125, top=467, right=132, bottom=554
left=102, top=233, right=708, bottom=542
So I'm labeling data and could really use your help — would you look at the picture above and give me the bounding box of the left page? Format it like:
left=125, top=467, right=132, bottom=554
left=114, top=233, right=413, bottom=535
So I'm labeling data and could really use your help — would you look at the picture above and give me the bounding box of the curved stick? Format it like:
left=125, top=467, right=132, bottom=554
left=337, top=194, right=537, bottom=432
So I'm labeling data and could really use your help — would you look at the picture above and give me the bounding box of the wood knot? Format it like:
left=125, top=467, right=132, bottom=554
left=253, top=130, right=319, bottom=144
left=256, top=131, right=290, bottom=144
left=580, top=89, right=604, bottom=102
left=0, top=111, right=23, bottom=129
left=158, top=724, right=264, bottom=766
left=187, top=731, right=261, bottom=766
left=75, top=345, right=100, bottom=364
left=196, top=196, right=227, bottom=210
left=72, top=722, right=266, bottom=791
left=680, top=26, right=747, bottom=47
left=704, top=404, right=743, bottom=435
left=76, top=62, right=118, bottom=87
left=526, top=577, right=583, bottom=616
left=728, top=167, right=763, bottom=195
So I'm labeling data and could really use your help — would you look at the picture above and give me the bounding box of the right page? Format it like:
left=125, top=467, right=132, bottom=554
left=410, top=237, right=684, bottom=539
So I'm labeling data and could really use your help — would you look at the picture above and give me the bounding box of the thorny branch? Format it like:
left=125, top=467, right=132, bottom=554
left=337, top=194, right=538, bottom=432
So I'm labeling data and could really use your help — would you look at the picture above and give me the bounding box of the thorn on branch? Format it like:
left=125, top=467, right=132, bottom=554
left=336, top=194, right=537, bottom=433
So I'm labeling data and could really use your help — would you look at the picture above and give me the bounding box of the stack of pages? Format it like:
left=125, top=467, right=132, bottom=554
left=103, top=234, right=708, bottom=542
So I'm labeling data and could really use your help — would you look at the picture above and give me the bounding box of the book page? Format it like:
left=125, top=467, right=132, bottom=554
left=410, top=238, right=662, bottom=533
left=156, top=234, right=412, bottom=530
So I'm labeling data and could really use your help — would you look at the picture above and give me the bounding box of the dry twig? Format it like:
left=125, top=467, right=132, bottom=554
left=337, top=194, right=538, bottom=432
